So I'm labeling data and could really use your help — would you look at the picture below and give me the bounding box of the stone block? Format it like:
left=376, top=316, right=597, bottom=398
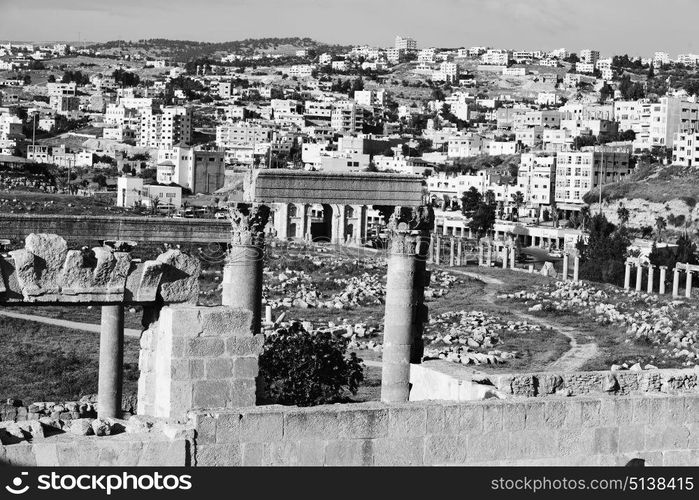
left=167, top=306, right=203, bottom=337
left=592, top=427, right=619, bottom=455
left=233, top=357, right=259, bottom=378
left=662, top=449, right=699, bottom=466
left=241, top=442, right=264, bottom=466
left=423, top=434, right=467, bottom=465
left=201, top=307, right=252, bottom=337
left=460, top=403, right=484, bottom=433
left=507, top=430, right=558, bottom=460
left=285, top=409, right=339, bottom=441
left=544, top=399, right=582, bottom=429
left=388, top=406, right=426, bottom=437
left=373, top=437, right=424, bottom=466
left=240, top=411, right=284, bottom=443
left=336, top=407, right=388, bottom=439
left=205, top=358, right=234, bottom=379
left=196, top=443, right=241, bottom=466
left=425, top=405, right=445, bottom=434
left=645, top=425, right=690, bottom=451
left=686, top=395, right=699, bottom=421
left=482, top=402, right=505, bottom=433
left=32, top=442, right=59, bottom=466
left=557, top=428, right=595, bottom=457
left=466, top=432, right=508, bottom=463
left=263, top=440, right=300, bottom=466
left=192, top=380, right=230, bottom=408
left=298, top=440, right=326, bottom=466
left=191, top=413, right=217, bottom=445
left=324, top=439, right=373, bottom=466
left=580, top=399, right=602, bottom=427
left=502, top=403, right=526, bottom=431
left=185, top=338, right=225, bottom=358
left=618, top=424, right=645, bottom=453
left=523, top=401, right=546, bottom=430
left=4, top=443, right=36, bottom=466
left=226, top=335, right=265, bottom=356
left=230, top=379, right=257, bottom=407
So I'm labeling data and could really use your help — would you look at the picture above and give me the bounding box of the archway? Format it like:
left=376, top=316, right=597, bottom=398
left=310, top=203, right=333, bottom=242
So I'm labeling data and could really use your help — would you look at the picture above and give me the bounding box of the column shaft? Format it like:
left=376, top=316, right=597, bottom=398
left=98, top=305, right=124, bottom=419
left=659, top=267, right=667, bottom=295
left=624, top=264, right=631, bottom=290
left=673, top=269, right=680, bottom=297
left=635, top=265, right=643, bottom=292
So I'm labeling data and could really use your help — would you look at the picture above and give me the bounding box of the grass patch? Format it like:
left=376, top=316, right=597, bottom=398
left=0, top=317, right=139, bottom=403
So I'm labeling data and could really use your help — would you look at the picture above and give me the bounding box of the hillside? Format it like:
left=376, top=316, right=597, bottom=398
left=87, top=37, right=352, bottom=62
left=585, top=164, right=699, bottom=233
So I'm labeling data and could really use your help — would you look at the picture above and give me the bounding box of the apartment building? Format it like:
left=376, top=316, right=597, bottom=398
left=46, top=82, right=76, bottom=97
left=575, top=62, right=595, bottom=74
left=432, top=61, right=459, bottom=82
left=117, top=176, right=182, bottom=209
left=216, top=122, right=273, bottom=148
left=481, top=49, right=511, bottom=66
left=156, top=146, right=225, bottom=194
left=672, top=132, right=699, bottom=166
left=395, top=36, right=417, bottom=52
left=50, top=95, right=80, bottom=114
left=555, top=151, right=631, bottom=206
left=138, top=106, right=192, bottom=149
left=654, top=52, right=670, bottom=66
left=427, top=170, right=512, bottom=205
left=579, top=49, right=600, bottom=65
left=353, top=89, right=387, bottom=108
left=513, top=110, right=562, bottom=129
left=517, top=153, right=556, bottom=208
left=330, top=102, right=364, bottom=134
left=447, top=133, right=484, bottom=158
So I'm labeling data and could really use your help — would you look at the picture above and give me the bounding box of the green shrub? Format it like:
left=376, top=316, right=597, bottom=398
left=258, top=323, right=364, bottom=406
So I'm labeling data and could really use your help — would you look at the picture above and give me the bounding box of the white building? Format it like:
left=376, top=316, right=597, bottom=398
left=555, top=151, right=631, bottom=207
left=117, top=176, right=182, bottom=209
left=516, top=153, right=556, bottom=209
left=579, top=49, right=600, bottom=65
left=481, top=49, right=511, bottom=66
left=395, top=36, right=417, bottom=52
left=447, top=133, right=484, bottom=158
left=156, top=146, right=225, bottom=194
left=138, top=106, right=192, bottom=149
left=653, top=52, right=671, bottom=66
left=330, top=102, right=364, bottom=134
left=672, top=132, right=699, bottom=166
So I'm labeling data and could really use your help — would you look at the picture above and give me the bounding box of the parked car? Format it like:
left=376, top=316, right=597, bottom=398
left=214, top=211, right=227, bottom=219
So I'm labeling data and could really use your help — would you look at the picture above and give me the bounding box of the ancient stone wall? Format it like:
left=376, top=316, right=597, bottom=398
left=189, top=393, right=699, bottom=466
left=138, top=305, right=263, bottom=419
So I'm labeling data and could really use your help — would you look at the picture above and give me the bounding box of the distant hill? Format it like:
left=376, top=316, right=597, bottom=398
left=87, top=37, right=352, bottom=62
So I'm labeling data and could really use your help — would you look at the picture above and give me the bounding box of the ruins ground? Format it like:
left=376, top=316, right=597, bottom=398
left=2, top=244, right=696, bottom=404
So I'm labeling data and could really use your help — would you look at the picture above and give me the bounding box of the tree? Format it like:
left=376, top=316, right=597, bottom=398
left=258, top=322, right=364, bottom=406
left=655, top=216, right=667, bottom=242
left=22, top=74, right=31, bottom=85
left=647, top=64, right=655, bottom=79
left=47, top=74, right=56, bottom=83
left=510, top=191, right=524, bottom=219
left=617, top=204, right=630, bottom=226
left=460, top=187, right=482, bottom=216
left=468, top=202, right=496, bottom=238
left=112, top=69, right=140, bottom=87
left=579, top=206, right=591, bottom=231
left=577, top=213, right=631, bottom=286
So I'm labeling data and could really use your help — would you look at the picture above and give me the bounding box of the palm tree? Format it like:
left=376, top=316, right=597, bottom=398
left=617, top=204, right=630, bottom=226
left=655, top=216, right=667, bottom=242
left=510, top=191, right=525, bottom=220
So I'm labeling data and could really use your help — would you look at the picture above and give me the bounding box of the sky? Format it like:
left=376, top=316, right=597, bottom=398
left=1, top=0, right=698, bottom=57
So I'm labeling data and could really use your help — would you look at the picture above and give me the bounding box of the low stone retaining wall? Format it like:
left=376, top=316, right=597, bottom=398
left=410, top=360, right=699, bottom=401
left=189, top=393, right=699, bottom=466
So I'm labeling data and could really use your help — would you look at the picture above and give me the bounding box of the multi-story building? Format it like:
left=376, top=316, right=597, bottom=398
left=481, top=49, right=511, bottom=66
left=353, top=89, right=386, bottom=108
left=579, top=49, right=600, bottom=65
left=386, top=47, right=404, bottom=64
left=677, top=54, right=699, bottom=66
left=216, top=122, right=273, bottom=148
left=653, top=52, right=671, bottom=66
left=575, top=62, right=595, bottom=74
left=330, top=102, right=364, bottom=134
left=138, top=106, right=192, bottom=149
left=555, top=151, right=632, bottom=207
left=117, top=176, right=182, bottom=209
left=672, top=132, right=699, bottom=166
left=395, top=35, right=417, bottom=52
left=432, top=61, right=459, bottom=82
left=46, top=82, right=76, bottom=97
left=513, top=110, right=562, bottom=129
left=447, top=133, right=484, bottom=158
left=517, top=153, right=556, bottom=210
left=156, top=146, right=225, bottom=194
left=50, top=95, right=80, bottom=114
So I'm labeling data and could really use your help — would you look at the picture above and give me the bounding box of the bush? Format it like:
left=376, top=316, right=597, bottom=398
left=258, top=323, right=364, bottom=406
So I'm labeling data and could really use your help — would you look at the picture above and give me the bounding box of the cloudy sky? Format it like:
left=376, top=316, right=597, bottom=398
left=1, top=0, right=696, bottom=57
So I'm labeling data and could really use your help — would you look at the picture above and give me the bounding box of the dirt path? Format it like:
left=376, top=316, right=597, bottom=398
left=0, top=311, right=142, bottom=338
left=447, top=268, right=599, bottom=371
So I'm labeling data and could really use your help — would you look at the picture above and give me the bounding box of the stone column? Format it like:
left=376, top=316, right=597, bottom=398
left=647, top=265, right=654, bottom=294
left=434, top=236, right=441, bottom=265
left=457, top=239, right=463, bottom=266
left=510, top=246, right=516, bottom=269
left=273, top=203, right=288, bottom=242
left=381, top=206, right=432, bottom=403
left=98, top=305, right=124, bottom=419
left=478, top=242, right=484, bottom=266
left=624, top=262, right=631, bottom=290
left=427, top=234, right=434, bottom=264
left=449, top=238, right=455, bottom=267
left=673, top=268, right=680, bottom=297
left=562, top=253, right=569, bottom=281
left=686, top=271, right=693, bottom=299
left=223, top=204, right=270, bottom=335
left=502, top=246, right=508, bottom=269
left=573, top=255, right=580, bottom=283
left=486, top=243, right=492, bottom=266
left=659, top=266, right=667, bottom=295
left=635, top=264, right=643, bottom=292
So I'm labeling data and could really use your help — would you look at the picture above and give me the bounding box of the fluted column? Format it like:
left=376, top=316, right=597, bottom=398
left=624, top=262, right=631, bottom=290
left=381, top=206, right=432, bottom=403
left=647, top=265, right=654, bottom=294
left=673, top=268, right=680, bottom=298
left=635, top=264, right=643, bottom=292
left=223, top=204, right=270, bottom=334
left=562, top=253, right=569, bottom=281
